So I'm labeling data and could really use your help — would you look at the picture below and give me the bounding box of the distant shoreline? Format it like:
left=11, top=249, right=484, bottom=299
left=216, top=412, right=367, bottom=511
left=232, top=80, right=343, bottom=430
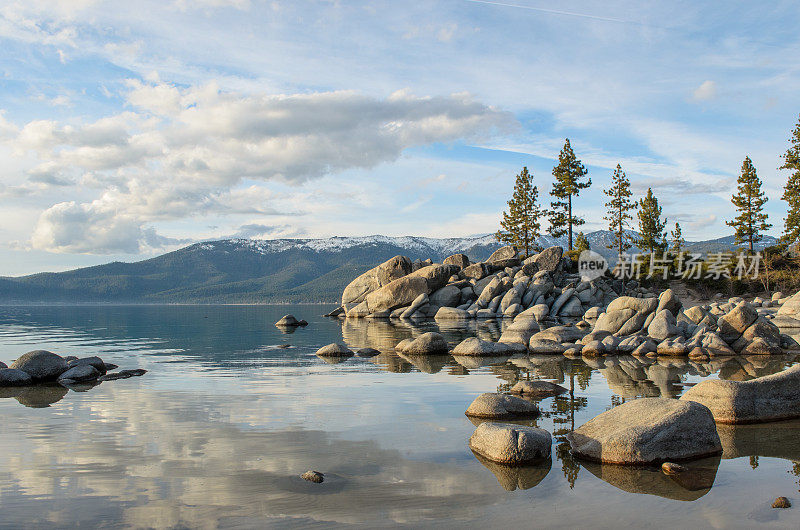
left=0, top=302, right=339, bottom=307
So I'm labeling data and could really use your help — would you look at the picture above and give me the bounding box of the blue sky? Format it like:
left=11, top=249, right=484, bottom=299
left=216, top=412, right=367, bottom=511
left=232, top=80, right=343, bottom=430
left=0, top=0, right=799, bottom=275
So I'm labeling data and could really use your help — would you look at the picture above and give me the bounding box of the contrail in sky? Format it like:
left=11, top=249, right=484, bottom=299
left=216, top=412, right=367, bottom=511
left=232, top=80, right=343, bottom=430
left=463, top=0, right=646, bottom=26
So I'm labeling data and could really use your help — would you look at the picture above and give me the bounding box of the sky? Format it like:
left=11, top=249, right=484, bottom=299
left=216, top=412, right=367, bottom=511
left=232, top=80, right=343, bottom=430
left=0, top=0, right=799, bottom=276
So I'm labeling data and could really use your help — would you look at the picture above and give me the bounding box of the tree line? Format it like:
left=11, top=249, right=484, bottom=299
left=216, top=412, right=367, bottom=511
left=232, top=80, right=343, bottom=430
left=496, top=113, right=800, bottom=258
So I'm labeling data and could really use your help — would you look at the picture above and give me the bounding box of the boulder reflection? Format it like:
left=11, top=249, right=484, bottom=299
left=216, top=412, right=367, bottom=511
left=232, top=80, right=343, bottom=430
left=578, top=457, right=721, bottom=501
left=472, top=453, right=551, bottom=491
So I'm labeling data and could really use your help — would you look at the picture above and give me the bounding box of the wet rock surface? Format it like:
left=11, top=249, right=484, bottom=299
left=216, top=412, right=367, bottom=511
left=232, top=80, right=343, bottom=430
left=568, top=398, right=722, bottom=464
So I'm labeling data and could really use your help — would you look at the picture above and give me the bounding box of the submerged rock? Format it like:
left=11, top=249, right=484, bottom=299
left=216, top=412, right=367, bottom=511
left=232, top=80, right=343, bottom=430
left=680, top=364, right=800, bottom=424
left=301, top=470, right=324, bottom=483
left=355, top=348, right=381, bottom=357
left=772, top=496, right=792, bottom=509
left=468, top=422, right=551, bottom=465
left=567, top=398, right=721, bottom=464
left=465, top=393, right=539, bottom=419
left=97, top=369, right=148, bottom=381
left=10, top=350, right=68, bottom=382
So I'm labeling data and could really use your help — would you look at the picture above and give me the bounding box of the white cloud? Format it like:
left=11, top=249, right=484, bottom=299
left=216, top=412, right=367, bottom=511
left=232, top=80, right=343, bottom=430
left=5, top=81, right=513, bottom=253
left=30, top=200, right=190, bottom=254
left=692, top=80, right=717, bottom=101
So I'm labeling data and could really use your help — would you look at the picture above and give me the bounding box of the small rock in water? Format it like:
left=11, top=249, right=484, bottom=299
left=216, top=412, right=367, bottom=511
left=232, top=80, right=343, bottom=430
left=661, top=462, right=687, bottom=475
left=275, top=315, right=308, bottom=327
left=356, top=348, right=381, bottom=357
left=772, top=497, right=792, bottom=509
left=301, top=470, right=324, bottom=483
left=315, top=343, right=353, bottom=357
left=0, top=361, right=6, bottom=369
left=104, top=363, right=119, bottom=371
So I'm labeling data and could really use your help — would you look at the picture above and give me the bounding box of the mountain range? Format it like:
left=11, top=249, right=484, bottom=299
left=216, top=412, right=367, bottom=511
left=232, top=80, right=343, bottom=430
left=0, top=232, right=780, bottom=304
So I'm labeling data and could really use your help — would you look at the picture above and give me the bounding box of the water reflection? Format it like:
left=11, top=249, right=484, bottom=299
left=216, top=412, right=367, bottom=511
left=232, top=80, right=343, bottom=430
left=472, top=453, right=552, bottom=491
left=578, top=457, right=721, bottom=501
left=0, top=384, right=68, bottom=408
left=4, top=306, right=800, bottom=527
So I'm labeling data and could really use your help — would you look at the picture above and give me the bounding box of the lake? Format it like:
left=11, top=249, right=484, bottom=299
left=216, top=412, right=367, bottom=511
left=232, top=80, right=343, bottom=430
left=1, top=304, right=800, bottom=528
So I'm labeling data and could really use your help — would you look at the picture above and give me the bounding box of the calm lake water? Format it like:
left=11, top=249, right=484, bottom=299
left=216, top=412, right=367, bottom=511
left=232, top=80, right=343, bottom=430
left=1, top=304, right=800, bottom=528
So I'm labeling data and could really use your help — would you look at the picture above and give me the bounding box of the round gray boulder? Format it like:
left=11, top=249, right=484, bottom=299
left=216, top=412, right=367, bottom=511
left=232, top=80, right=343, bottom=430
left=67, top=356, right=108, bottom=374
left=567, top=398, right=721, bottom=464
left=451, top=338, right=523, bottom=356
left=400, top=332, right=449, bottom=355
left=469, top=422, right=552, bottom=464
left=10, top=350, right=68, bottom=382
left=315, top=343, right=353, bottom=357
left=509, top=380, right=567, bottom=397
left=465, top=392, right=539, bottom=419
left=0, top=368, right=33, bottom=387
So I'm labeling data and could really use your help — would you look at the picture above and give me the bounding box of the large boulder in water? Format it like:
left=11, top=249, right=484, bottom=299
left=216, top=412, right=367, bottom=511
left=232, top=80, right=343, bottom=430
left=365, top=275, right=429, bottom=313
left=10, top=350, right=68, bottom=382
left=58, top=365, right=100, bottom=383
left=465, top=393, right=539, bottom=419
left=398, top=332, right=449, bottom=355
left=341, top=255, right=412, bottom=306
left=567, top=398, right=721, bottom=464
left=364, top=264, right=458, bottom=313
left=469, top=422, right=551, bottom=465
left=680, top=364, right=800, bottom=424
left=451, top=337, right=523, bottom=356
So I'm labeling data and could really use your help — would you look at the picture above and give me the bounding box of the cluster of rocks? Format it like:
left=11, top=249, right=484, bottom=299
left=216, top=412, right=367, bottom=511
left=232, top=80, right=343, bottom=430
left=0, top=350, right=146, bottom=390
left=333, top=246, right=632, bottom=322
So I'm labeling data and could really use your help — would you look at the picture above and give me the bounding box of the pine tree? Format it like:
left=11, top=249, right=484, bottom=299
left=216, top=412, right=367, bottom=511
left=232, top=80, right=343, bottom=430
left=636, top=188, right=667, bottom=253
left=670, top=222, right=685, bottom=254
left=495, top=166, right=544, bottom=257
left=726, top=156, right=771, bottom=254
left=575, top=231, right=590, bottom=254
left=603, top=164, right=636, bottom=257
left=780, top=114, right=800, bottom=244
left=549, top=139, right=591, bottom=251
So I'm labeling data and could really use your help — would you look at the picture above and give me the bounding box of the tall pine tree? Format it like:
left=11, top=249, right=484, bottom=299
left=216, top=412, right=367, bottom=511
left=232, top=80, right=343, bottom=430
left=495, top=166, right=543, bottom=257
left=637, top=188, right=667, bottom=253
left=603, top=164, right=636, bottom=257
left=549, top=139, right=591, bottom=251
left=670, top=222, right=685, bottom=254
left=726, top=156, right=771, bottom=254
left=780, top=114, right=800, bottom=244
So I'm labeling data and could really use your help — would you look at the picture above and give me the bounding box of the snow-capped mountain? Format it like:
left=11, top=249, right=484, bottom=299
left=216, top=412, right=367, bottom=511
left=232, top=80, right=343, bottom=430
left=0, top=231, right=782, bottom=304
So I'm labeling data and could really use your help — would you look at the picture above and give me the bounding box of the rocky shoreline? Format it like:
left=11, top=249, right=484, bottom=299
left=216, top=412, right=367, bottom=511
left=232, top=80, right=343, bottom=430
left=314, top=245, right=800, bottom=476
left=0, top=350, right=146, bottom=407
